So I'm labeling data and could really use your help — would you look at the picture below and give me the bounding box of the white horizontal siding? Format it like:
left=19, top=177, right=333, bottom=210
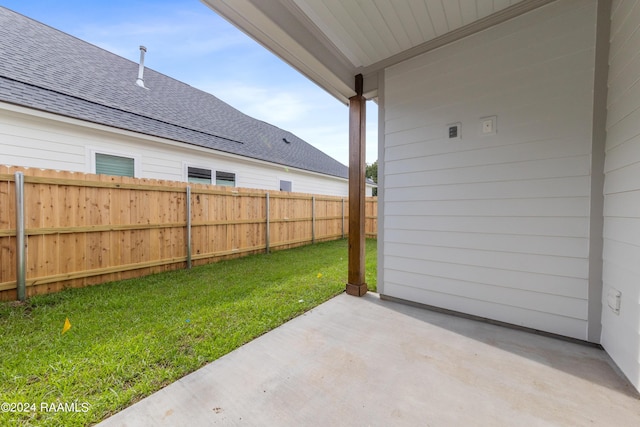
left=385, top=156, right=591, bottom=188
left=384, top=242, right=588, bottom=280
left=0, top=112, right=87, bottom=169
left=0, top=104, right=349, bottom=197
left=383, top=270, right=587, bottom=320
left=601, top=0, right=640, bottom=392
left=384, top=215, right=590, bottom=239
left=383, top=281, right=588, bottom=339
left=385, top=177, right=591, bottom=201
left=385, top=198, right=589, bottom=218
left=381, top=0, right=597, bottom=340
left=384, top=138, right=591, bottom=174
left=384, top=254, right=588, bottom=299
left=385, top=229, right=589, bottom=259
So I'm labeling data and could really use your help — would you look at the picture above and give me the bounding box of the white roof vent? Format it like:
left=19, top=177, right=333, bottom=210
left=136, top=45, right=148, bottom=89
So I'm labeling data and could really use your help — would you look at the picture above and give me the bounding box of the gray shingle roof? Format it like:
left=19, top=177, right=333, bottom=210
left=0, top=7, right=349, bottom=179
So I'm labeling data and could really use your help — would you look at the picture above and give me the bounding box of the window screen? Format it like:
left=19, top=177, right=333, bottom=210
left=95, top=153, right=135, bottom=177
left=188, top=167, right=212, bottom=184
left=216, top=171, right=235, bottom=187
left=280, top=180, right=292, bottom=192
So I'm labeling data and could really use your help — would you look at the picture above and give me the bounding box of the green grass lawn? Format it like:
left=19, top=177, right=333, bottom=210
left=0, top=239, right=377, bottom=426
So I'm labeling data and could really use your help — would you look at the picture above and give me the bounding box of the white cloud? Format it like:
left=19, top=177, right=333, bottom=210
left=202, top=82, right=311, bottom=124
left=74, top=7, right=251, bottom=64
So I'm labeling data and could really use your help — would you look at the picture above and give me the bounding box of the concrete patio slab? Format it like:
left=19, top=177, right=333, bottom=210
left=98, top=292, right=640, bottom=426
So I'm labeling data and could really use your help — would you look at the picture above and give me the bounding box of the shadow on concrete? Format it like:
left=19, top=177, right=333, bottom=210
left=370, top=293, right=639, bottom=399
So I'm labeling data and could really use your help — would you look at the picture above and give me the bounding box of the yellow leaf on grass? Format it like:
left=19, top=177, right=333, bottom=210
left=62, top=317, right=71, bottom=334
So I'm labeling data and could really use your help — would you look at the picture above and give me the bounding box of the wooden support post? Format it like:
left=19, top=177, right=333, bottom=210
left=346, top=74, right=368, bottom=297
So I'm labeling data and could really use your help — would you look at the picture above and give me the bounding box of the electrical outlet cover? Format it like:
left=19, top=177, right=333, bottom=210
left=607, top=288, right=621, bottom=314
left=480, top=116, right=497, bottom=135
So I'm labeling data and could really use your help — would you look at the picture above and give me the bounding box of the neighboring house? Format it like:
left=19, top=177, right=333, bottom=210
left=0, top=7, right=374, bottom=197
left=205, top=0, right=640, bottom=393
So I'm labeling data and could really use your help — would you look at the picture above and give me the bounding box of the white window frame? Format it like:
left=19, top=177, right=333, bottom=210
left=88, top=147, right=141, bottom=178
left=183, top=162, right=210, bottom=183
left=184, top=164, right=213, bottom=184
left=183, top=163, right=237, bottom=187
left=215, top=169, right=237, bottom=187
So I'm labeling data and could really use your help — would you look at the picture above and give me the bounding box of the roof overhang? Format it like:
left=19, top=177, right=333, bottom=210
left=201, top=0, right=556, bottom=103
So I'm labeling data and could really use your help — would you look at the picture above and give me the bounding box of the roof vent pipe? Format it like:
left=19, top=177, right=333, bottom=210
left=136, top=45, right=148, bottom=89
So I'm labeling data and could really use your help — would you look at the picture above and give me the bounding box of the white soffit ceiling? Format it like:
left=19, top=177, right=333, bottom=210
left=203, top=0, right=554, bottom=102
left=291, top=0, right=526, bottom=69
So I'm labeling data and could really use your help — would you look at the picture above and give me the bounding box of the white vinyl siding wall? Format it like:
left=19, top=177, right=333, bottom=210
left=601, top=0, right=640, bottom=392
left=0, top=104, right=350, bottom=197
left=381, top=0, right=597, bottom=339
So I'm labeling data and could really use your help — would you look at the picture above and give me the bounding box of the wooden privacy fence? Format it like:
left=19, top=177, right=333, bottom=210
left=0, top=166, right=377, bottom=301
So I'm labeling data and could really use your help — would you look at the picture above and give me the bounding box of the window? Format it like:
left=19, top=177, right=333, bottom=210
left=95, top=153, right=135, bottom=177
left=280, top=180, right=292, bottom=192
left=188, top=167, right=212, bottom=184
left=216, top=171, right=235, bottom=187
left=185, top=167, right=235, bottom=187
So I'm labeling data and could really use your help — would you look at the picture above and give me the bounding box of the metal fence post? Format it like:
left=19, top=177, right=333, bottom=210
left=186, top=186, right=192, bottom=269
left=265, top=193, right=270, bottom=254
left=341, top=198, right=345, bottom=239
left=15, top=172, right=26, bottom=301
left=312, top=196, right=316, bottom=244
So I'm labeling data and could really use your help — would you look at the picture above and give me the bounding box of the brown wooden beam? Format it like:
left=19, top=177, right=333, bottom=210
left=346, top=74, right=368, bottom=297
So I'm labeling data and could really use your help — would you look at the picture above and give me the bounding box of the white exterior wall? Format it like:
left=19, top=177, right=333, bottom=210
left=0, top=103, right=354, bottom=197
left=381, top=0, right=598, bottom=340
left=602, top=0, right=640, bottom=392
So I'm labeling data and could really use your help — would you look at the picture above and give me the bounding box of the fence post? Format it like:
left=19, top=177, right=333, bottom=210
left=15, top=172, right=26, bottom=301
left=265, top=193, right=270, bottom=254
left=312, top=196, right=316, bottom=244
left=341, top=198, right=345, bottom=239
left=186, top=186, right=192, bottom=269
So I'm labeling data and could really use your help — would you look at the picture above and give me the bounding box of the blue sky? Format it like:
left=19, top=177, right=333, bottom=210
left=1, top=0, right=378, bottom=166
